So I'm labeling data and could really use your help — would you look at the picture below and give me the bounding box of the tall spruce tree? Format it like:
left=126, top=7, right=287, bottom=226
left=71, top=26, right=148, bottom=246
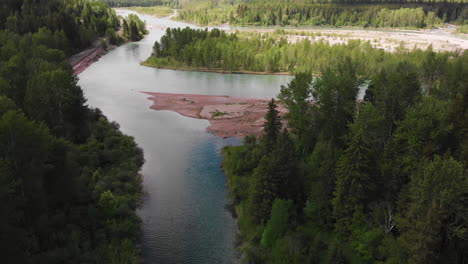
left=263, top=98, right=281, bottom=153
left=123, top=19, right=129, bottom=37
left=332, top=127, right=375, bottom=236
left=251, top=129, right=303, bottom=224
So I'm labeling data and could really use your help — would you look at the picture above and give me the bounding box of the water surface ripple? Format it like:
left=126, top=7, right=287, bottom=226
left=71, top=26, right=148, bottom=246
left=78, top=10, right=291, bottom=264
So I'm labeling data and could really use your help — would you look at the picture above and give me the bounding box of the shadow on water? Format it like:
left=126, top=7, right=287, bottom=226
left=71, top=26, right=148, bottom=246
left=78, top=10, right=371, bottom=263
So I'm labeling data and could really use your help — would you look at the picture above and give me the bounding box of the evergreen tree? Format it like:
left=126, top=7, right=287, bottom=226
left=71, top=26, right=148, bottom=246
left=312, top=58, right=362, bottom=148
left=263, top=98, right=281, bottom=153
left=332, top=127, right=375, bottom=236
left=251, top=130, right=303, bottom=224
left=397, top=156, right=467, bottom=263
left=250, top=155, right=278, bottom=224
left=260, top=199, right=294, bottom=248
left=365, top=61, right=421, bottom=138
left=385, top=97, right=453, bottom=195
left=0, top=1, right=145, bottom=261
left=123, top=19, right=129, bottom=37
left=130, top=20, right=139, bottom=41
left=278, top=73, right=313, bottom=154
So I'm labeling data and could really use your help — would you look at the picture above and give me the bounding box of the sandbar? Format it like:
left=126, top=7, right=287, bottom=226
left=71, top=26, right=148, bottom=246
left=142, top=92, right=285, bottom=138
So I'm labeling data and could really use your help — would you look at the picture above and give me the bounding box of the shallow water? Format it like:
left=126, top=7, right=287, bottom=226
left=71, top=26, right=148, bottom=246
left=78, top=11, right=291, bottom=264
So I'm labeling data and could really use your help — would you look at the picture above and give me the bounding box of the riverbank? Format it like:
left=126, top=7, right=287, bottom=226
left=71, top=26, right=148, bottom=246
left=142, top=92, right=286, bottom=138
left=69, top=40, right=115, bottom=76
left=143, top=23, right=467, bottom=77
left=70, top=9, right=150, bottom=76
left=140, top=7, right=468, bottom=53
left=230, top=26, right=468, bottom=52
left=142, top=59, right=293, bottom=76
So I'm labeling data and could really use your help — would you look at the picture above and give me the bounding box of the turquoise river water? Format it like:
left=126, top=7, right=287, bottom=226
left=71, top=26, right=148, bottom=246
left=78, top=10, right=292, bottom=264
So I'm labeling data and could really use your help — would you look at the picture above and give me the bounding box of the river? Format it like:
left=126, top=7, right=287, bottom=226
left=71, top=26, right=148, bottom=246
left=77, top=10, right=292, bottom=264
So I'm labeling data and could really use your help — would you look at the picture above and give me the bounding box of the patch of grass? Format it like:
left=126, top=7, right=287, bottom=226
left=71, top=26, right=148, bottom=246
left=456, top=25, right=468, bottom=34
left=211, top=111, right=228, bottom=117
left=143, top=56, right=182, bottom=68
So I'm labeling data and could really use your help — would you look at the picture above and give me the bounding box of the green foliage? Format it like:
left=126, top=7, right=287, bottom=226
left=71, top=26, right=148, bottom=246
left=222, top=51, right=468, bottom=263
left=25, top=69, right=87, bottom=138
left=332, top=127, right=375, bottom=236
left=0, top=0, right=144, bottom=262
left=279, top=73, right=314, bottom=154
left=313, top=60, right=362, bottom=147
left=263, top=99, right=282, bottom=152
left=211, top=110, right=227, bottom=117
left=125, top=6, right=174, bottom=17
left=386, top=97, right=453, bottom=193
left=100, top=0, right=175, bottom=7
left=147, top=27, right=461, bottom=79
left=261, top=199, right=294, bottom=248
left=365, top=61, right=422, bottom=137
left=175, top=0, right=463, bottom=27
left=0, top=0, right=120, bottom=52
left=347, top=224, right=385, bottom=263
left=397, top=156, right=467, bottom=263
left=456, top=24, right=468, bottom=33
left=250, top=130, right=304, bottom=224
left=123, top=14, right=148, bottom=41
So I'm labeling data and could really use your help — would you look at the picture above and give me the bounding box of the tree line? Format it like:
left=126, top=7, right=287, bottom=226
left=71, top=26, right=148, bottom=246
left=0, top=0, right=146, bottom=263
left=123, top=14, right=148, bottom=41
left=147, top=27, right=459, bottom=82
left=175, top=0, right=466, bottom=27
left=1, top=0, right=121, bottom=53
left=223, top=51, right=467, bottom=263
left=99, top=0, right=176, bottom=7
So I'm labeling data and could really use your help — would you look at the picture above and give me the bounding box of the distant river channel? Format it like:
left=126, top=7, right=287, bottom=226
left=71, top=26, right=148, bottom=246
left=77, top=10, right=292, bottom=264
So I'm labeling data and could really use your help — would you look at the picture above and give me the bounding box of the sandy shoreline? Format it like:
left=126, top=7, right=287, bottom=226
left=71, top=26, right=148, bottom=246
left=142, top=91, right=285, bottom=138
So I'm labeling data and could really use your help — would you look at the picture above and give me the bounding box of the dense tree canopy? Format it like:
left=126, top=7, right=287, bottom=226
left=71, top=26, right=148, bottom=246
left=147, top=27, right=462, bottom=84
left=99, top=0, right=175, bottom=7
left=175, top=0, right=466, bottom=27
left=223, top=50, right=468, bottom=263
left=122, top=13, right=148, bottom=41
left=0, top=0, right=120, bottom=53
left=0, top=0, right=146, bottom=262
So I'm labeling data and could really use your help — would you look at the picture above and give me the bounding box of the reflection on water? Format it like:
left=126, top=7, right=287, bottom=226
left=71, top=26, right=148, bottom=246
left=78, top=10, right=291, bottom=264
left=78, top=10, right=369, bottom=263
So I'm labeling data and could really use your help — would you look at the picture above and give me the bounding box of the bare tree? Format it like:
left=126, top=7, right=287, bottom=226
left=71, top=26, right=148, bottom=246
left=366, top=201, right=395, bottom=236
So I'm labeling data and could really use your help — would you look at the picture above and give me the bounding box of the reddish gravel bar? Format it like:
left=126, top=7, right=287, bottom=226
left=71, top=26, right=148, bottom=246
left=142, top=92, right=286, bottom=138
left=69, top=42, right=112, bottom=75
